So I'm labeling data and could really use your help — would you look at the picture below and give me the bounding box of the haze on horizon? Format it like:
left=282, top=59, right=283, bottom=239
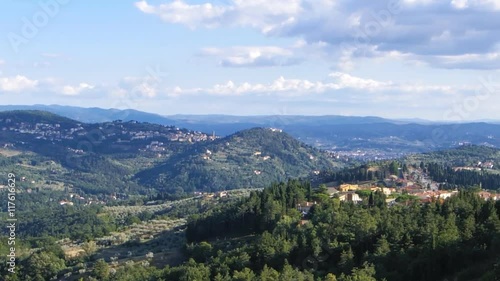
left=1, top=0, right=500, bottom=121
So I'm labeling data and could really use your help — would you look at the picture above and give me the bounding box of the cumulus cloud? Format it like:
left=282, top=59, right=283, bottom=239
left=0, top=75, right=39, bottom=92
left=328, top=72, right=393, bottom=90
left=62, top=83, right=95, bottom=96
left=136, top=0, right=500, bottom=70
left=171, top=71, right=468, bottom=96
left=118, top=76, right=161, bottom=98
left=134, top=0, right=301, bottom=31
left=0, top=73, right=99, bottom=98
left=135, top=0, right=227, bottom=29
left=207, top=77, right=326, bottom=95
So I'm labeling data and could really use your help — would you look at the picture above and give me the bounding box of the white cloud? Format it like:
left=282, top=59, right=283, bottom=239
left=200, top=46, right=301, bottom=67
left=0, top=75, right=39, bottom=92
left=62, top=83, right=95, bottom=96
left=0, top=73, right=99, bottom=97
left=135, top=0, right=302, bottom=32
left=403, top=0, right=500, bottom=9
left=207, top=76, right=327, bottom=95
left=451, top=0, right=500, bottom=9
left=329, top=72, right=393, bottom=90
left=423, top=51, right=500, bottom=69
left=451, top=0, right=469, bottom=9
left=328, top=72, right=464, bottom=93
left=118, top=76, right=160, bottom=98
left=135, top=0, right=228, bottom=29
left=137, top=0, right=500, bottom=70
left=170, top=72, right=469, bottom=96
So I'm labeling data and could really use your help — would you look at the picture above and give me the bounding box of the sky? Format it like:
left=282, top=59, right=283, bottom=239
left=1, top=0, right=500, bottom=120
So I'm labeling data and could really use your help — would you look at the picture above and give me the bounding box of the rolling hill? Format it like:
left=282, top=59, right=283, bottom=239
left=2, top=105, right=500, bottom=156
left=0, top=104, right=177, bottom=125
left=405, top=144, right=500, bottom=168
left=0, top=110, right=342, bottom=196
left=136, top=127, right=342, bottom=192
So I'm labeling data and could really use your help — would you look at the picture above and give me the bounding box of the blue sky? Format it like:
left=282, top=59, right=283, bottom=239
left=1, top=0, right=500, bottom=120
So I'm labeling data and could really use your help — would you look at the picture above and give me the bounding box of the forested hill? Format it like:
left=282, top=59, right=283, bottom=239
left=0, top=110, right=77, bottom=126
left=0, top=111, right=341, bottom=196
left=406, top=144, right=500, bottom=166
left=0, top=110, right=212, bottom=196
left=136, top=127, right=342, bottom=193
left=4, top=105, right=500, bottom=155
left=182, top=180, right=500, bottom=281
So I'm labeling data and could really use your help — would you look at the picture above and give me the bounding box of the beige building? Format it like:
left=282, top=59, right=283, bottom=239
left=339, top=184, right=359, bottom=192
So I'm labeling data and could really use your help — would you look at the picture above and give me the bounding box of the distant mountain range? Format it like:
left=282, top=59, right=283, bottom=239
left=1, top=105, right=500, bottom=155
left=0, top=104, right=178, bottom=125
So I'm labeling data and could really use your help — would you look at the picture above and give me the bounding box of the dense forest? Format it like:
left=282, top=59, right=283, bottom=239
left=426, top=163, right=500, bottom=190
left=181, top=180, right=500, bottom=281
left=318, top=145, right=500, bottom=193
left=408, top=145, right=500, bottom=167
left=3, top=180, right=498, bottom=280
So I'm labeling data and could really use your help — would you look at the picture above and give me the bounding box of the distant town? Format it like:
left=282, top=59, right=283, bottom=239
left=0, top=118, right=218, bottom=151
